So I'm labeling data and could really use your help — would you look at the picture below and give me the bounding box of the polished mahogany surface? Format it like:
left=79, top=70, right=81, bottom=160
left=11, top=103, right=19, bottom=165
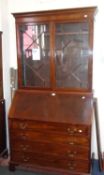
left=14, top=7, right=96, bottom=92
left=9, top=7, right=96, bottom=174
left=9, top=90, right=93, bottom=125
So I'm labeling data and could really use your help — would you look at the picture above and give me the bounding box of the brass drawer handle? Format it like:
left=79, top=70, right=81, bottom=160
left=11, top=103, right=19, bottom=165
left=67, top=128, right=77, bottom=134
left=68, top=166, right=75, bottom=170
left=23, top=157, right=30, bottom=162
left=19, top=123, right=28, bottom=129
left=69, top=166, right=75, bottom=170
left=68, top=142, right=75, bottom=145
left=78, top=129, right=83, bottom=133
left=20, top=145, right=29, bottom=151
left=67, top=128, right=83, bottom=134
left=68, top=154, right=74, bottom=158
left=68, top=162, right=76, bottom=169
left=68, top=151, right=77, bottom=157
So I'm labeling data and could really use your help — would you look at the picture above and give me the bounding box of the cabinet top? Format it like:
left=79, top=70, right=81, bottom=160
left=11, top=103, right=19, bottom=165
left=13, top=7, right=97, bottom=19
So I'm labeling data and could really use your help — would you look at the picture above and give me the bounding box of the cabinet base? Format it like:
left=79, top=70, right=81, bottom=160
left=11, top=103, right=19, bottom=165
left=8, top=161, right=91, bottom=175
left=9, top=162, right=16, bottom=171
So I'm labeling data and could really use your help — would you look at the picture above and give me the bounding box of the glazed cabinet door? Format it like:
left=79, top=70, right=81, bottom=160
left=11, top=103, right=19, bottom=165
left=55, top=22, right=90, bottom=90
left=18, top=24, right=51, bottom=88
left=17, top=21, right=91, bottom=91
left=16, top=8, right=95, bottom=91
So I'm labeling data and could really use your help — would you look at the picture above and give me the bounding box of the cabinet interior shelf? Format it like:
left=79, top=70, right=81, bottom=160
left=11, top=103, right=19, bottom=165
left=45, top=31, right=88, bottom=36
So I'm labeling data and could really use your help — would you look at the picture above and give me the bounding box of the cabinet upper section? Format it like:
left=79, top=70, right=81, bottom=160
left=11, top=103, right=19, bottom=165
left=13, top=7, right=97, bottom=92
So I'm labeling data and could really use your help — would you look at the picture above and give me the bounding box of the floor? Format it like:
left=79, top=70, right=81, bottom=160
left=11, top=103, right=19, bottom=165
left=0, top=156, right=9, bottom=166
left=0, top=157, right=104, bottom=175
left=0, top=157, right=50, bottom=175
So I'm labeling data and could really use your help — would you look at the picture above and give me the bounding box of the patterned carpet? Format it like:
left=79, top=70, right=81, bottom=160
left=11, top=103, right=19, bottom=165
left=0, top=158, right=103, bottom=175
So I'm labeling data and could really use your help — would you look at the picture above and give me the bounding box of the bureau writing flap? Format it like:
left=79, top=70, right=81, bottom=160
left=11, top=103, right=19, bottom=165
left=9, top=90, right=93, bottom=125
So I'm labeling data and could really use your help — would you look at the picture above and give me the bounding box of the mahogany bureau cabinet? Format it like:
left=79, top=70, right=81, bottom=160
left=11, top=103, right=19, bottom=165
left=0, top=32, right=7, bottom=156
left=9, top=7, right=96, bottom=174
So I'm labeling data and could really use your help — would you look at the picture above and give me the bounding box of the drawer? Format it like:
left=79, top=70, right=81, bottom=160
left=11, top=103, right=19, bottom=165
left=10, top=140, right=90, bottom=160
left=10, top=120, right=90, bottom=136
left=10, top=130, right=90, bottom=146
left=11, top=151, right=90, bottom=173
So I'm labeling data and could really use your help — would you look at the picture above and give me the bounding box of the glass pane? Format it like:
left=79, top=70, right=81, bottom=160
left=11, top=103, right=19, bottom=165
left=19, top=24, right=50, bottom=88
left=55, top=22, right=89, bottom=89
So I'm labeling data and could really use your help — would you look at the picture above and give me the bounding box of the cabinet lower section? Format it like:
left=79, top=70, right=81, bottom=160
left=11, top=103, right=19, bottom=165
left=10, top=152, right=90, bottom=172
left=9, top=90, right=93, bottom=174
left=9, top=119, right=91, bottom=174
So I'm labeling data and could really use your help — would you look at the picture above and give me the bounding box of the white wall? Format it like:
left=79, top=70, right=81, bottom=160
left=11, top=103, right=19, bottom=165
left=1, top=0, right=104, bottom=158
left=9, top=0, right=97, bottom=12
left=0, top=0, right=11, bottom=150
left=0, top=0, right=2, bottom=30
left=93, top=2, right=104, bottom=154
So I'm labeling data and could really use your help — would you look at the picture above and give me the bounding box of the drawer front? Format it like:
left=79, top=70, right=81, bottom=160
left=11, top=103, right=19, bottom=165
left=10, top=140, right=90, bottom=160
left=11, top=151, right=90, bottom=173
left=11, top=120, right=90, bottom=136
left=10, top=130, right=90, bottom=146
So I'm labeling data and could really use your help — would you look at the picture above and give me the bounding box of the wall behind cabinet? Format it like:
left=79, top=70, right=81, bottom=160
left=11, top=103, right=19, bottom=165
left=0, top=0, right=2, bottom=30
left=0, top=0, right=11, bottom=151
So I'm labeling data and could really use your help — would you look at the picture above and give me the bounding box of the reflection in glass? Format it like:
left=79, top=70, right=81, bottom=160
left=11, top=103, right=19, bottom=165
left=55, top=22, right=89, bottom=89
left=19, top=24, right=50, bottom=88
